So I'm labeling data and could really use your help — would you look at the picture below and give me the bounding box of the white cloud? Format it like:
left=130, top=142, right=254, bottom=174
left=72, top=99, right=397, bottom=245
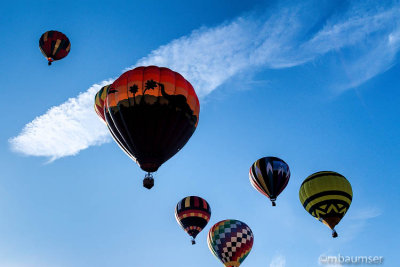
left=9, top=80, right=113, bottom=161
left=339, top=207, right=382, bottom=242
left=134, top=18, right=257, bottom=97
left=270, top=254, right=286, bottom=267
left=136, top=3, right=400, bottom=94
left=347, top=207, right=382, bottom=220
left=9, top=1, right=400, bottom=160
left=305, top=7, right=400, bottom=54
left=314, top=8, right=400, bottom=91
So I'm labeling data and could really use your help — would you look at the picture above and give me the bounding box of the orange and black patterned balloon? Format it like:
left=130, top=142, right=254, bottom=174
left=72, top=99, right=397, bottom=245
left=104, top=66, right=200, bottom=188
left=39, top=30, right=70, bottom=65
left=175, top=196, right=211, bottom=244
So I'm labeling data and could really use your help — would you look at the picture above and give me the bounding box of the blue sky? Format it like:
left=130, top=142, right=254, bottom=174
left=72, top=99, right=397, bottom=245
left=1, top=0, right=399, bottom=266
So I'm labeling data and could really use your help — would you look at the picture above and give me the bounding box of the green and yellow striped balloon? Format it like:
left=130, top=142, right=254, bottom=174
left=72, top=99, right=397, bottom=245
left=299, top=171, right=352, bottom=238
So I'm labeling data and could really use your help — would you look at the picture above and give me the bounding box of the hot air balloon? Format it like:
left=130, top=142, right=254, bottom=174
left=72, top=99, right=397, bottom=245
left=249, top=156, right=290, bottom=206
left=39, top=30, right=70, bottom=65
left=104, top=66, right=200, bottom=189
left=175, top=196, right=211, bottom=245
left=208, top=220, right=253, bottom=267
left=299, top=171, right=353, bottom=238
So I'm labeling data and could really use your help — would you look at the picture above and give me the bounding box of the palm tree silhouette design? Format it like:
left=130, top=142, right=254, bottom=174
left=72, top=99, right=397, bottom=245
left=129, top=79, right=197, bottom=123
left=144, top=80, right=157, bottom=94
left=129, top=84, right=139, bottom=102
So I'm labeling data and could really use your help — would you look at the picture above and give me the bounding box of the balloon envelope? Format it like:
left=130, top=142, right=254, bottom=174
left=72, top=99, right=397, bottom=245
left=175, top=196, right=211, bottom=244
left=299, top=171, right=352, bottom=237
left=39, top=30, right=70, bottom=65
left=249, top=156, right=290, bottom=206
left=105, top=66, right=200, bottom=174
left=207, top=219, right=253, bottom=267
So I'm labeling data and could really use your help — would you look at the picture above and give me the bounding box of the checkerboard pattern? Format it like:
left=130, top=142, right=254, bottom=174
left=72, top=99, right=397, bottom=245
left=208, top=220, right=253, bottom=266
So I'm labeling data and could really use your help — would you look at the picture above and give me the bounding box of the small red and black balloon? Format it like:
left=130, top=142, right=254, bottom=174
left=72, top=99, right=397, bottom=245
left=39, top=30, right=70, bottom=65
left=175, top=196, right=211, bottom=245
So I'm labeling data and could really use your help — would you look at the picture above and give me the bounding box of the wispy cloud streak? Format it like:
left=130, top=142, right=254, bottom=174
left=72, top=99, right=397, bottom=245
left=9, top=81, right=113, bottom=162
left=339, top=206, right=382, bottom=241
left=270, top=254, right=286, bottom=267
left=9, top=1, right=400, bottom=160
left=137, top=1, right=400, bottom=94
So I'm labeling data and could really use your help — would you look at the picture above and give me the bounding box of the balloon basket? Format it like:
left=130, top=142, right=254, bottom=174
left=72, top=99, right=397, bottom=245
left=332, top=229, right=338, bottom=238
left=143, top=173, right=154, bottom=189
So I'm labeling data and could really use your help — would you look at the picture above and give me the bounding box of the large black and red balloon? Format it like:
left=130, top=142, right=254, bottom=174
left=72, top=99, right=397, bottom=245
left=95, top=66, right=200, bottom=189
